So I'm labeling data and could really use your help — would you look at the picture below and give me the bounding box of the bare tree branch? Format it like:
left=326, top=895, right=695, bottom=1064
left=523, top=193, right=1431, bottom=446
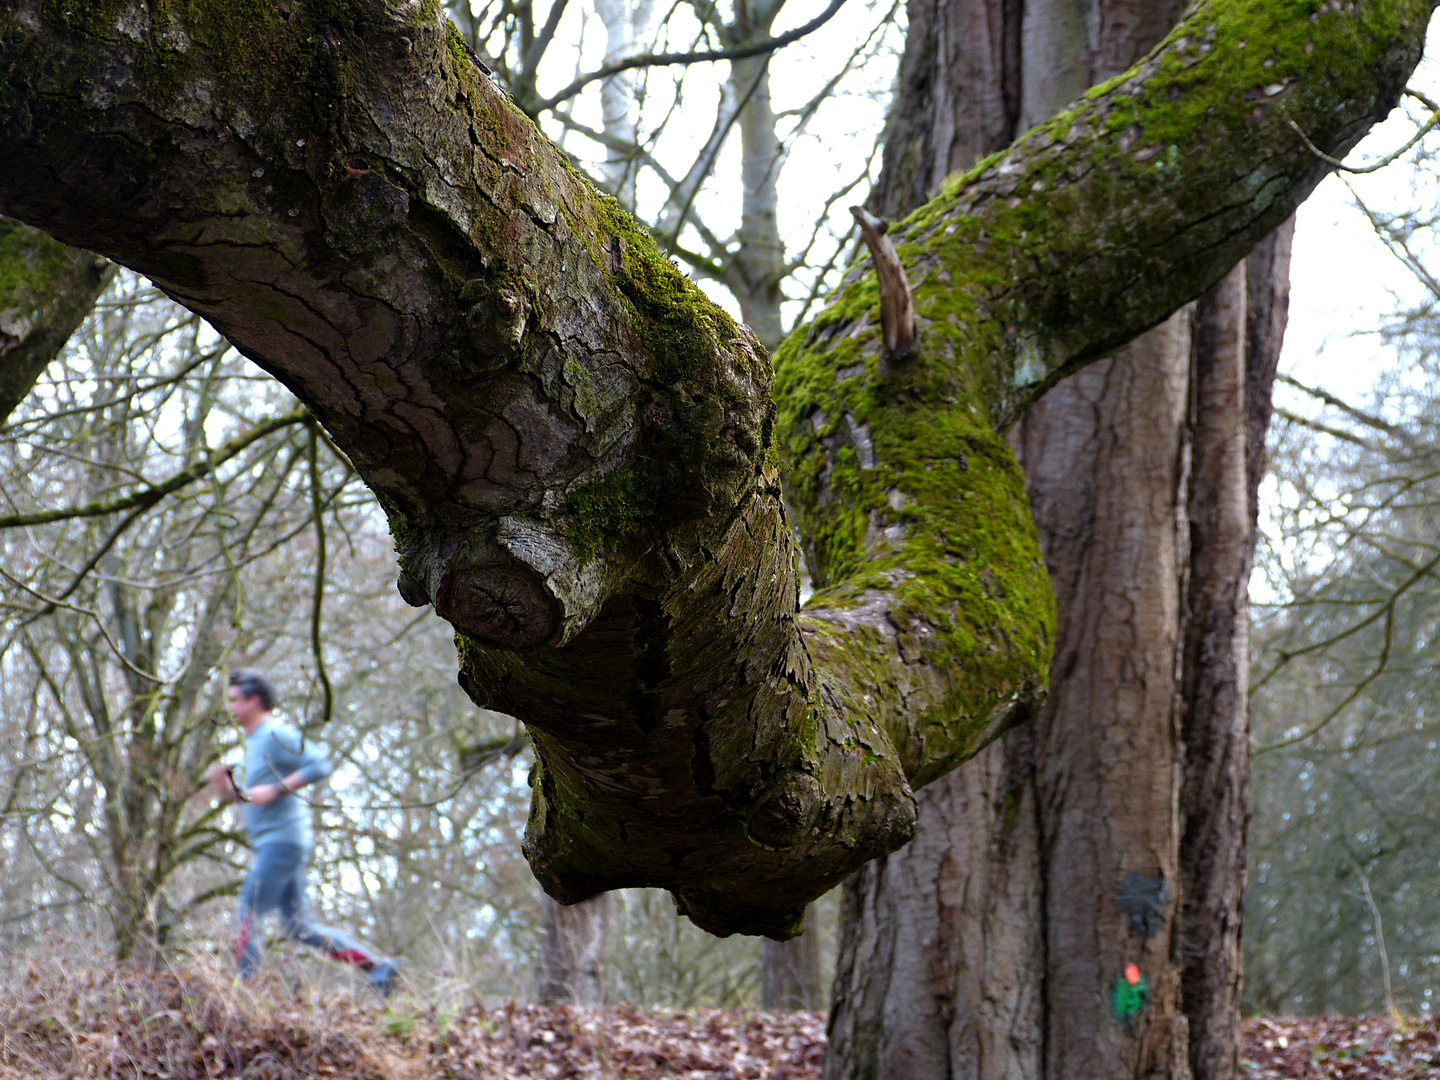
left=534, top=0, right=848, bottom=112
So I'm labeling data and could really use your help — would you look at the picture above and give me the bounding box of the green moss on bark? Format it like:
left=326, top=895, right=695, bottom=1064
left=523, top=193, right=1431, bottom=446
left=0, top=218, right=75, bottom=300
left=444, top=20, right=478, bottom=90
left=563, top=466, right=654, bottom=565
left=585, top=195, right=740, bottom=387
left=775, top=0, right=1434, bottom=784
left=776, top=314, right=1056, bottom=782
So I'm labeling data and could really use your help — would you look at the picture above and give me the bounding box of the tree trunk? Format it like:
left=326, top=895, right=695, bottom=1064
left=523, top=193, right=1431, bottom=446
left=727, top=30, right=785, bottom=351
left=539, top=893, right=611, bottom=1004
left=762, top=916, right=822, bottom=1009
left=1180, top=219, right=1293, bottom=1080
left=0, top=0, right=1416, bottom=938
left=594, top=0, right=657, bottom=210
left=1017, top=320, right=1195, bottom=1080
left=828, top=1, right=1296, bottom=1077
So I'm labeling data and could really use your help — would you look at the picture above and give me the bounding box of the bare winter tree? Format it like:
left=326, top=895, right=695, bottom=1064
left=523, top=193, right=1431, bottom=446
left=1246, top=169, right=1440, bottom=1013
left=0, top=278, right=322, bottom=958
left=0, top=5, right=1429, bottom=1027
left=0, top=276, right=548, bottom=981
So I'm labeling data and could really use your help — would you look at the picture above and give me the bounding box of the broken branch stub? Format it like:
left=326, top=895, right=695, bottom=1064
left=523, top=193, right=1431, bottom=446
left=849, top=206, right=916, bottom=360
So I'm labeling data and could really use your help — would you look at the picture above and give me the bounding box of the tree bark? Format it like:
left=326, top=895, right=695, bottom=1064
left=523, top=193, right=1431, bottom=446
left=827, top=723, right=1045, bottom=1077
left=0, top=0, right=1421, bottom=937
left=0, top=218, right=112, bottom=424
left=1179, top=219, right=1293, bottom=1080
left=828, top=2, right=1297, bottom=1078
left=539, top=893, right=611, bottom=1004
left=1018, top=324, right=1194, bottom=1080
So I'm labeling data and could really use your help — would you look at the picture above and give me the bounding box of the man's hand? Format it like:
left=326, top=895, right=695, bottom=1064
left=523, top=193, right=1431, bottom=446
left=206, top=762, right=242, bottom=804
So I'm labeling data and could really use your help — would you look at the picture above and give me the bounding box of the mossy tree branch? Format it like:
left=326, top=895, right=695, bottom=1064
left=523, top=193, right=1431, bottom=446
left=0, top=0, right=1430, bottom=935
left=0, top=218, right=113, bottom=424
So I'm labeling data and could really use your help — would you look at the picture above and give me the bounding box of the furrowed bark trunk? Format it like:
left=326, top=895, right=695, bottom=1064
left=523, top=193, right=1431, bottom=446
left=1181, top=262, right=1250, bottom=1080
left=828, top=2, right=1297, bottom=1078
left=1017, top=14, right=1195, bottom=1075
left=1015, top=322, right=1193, bottom=1080
left=1179, top=219, right=1293, bottom=1080
left=827, top=722, right=1045, bottom=1077
left=0, top=218, right=112, bottom=423
left=0, top=0, right=1418, bottom=938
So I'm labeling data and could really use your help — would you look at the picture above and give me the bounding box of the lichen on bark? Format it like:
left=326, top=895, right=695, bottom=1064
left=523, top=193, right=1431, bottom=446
left=0, top=0, right=1432, bottom=936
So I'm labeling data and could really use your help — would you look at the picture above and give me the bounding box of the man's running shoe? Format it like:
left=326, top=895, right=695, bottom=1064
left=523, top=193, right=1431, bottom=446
left=369, top=959, right=402, bottom=998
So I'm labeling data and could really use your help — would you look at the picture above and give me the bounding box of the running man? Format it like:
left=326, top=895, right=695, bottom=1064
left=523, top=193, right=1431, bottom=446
left=207, top=669, right=400, bottom=996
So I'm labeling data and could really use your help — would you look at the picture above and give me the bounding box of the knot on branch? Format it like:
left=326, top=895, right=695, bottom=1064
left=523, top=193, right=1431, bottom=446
left=745, top=771, right=823, bottom=849
left=436, top=564, right=559, bottom=648
left=396, top=571, right=429, bottom=607
left=849, top=206, right=916, bottom=361
left=457, top=275, right=530, bottom=368
left=393, top=514, right=609, bottom=650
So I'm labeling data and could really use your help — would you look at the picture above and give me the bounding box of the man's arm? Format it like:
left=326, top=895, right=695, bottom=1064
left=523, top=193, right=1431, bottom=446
left=249, top=733, right=333, bottom=805
left=248, top=770, right=313, bottom=806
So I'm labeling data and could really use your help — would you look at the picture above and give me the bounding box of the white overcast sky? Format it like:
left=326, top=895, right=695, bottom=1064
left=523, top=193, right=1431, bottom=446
left=1278, top=24, right=1440, bottom=411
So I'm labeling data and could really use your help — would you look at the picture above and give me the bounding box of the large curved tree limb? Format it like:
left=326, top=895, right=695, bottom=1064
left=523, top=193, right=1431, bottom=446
left=0, top=218, right=112, bottom=424
left=0, top=0, right=1430, bottom=935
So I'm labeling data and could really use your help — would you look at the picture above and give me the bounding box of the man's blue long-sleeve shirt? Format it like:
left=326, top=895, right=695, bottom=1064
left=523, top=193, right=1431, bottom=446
left=240, top=718, right=333, bottom=850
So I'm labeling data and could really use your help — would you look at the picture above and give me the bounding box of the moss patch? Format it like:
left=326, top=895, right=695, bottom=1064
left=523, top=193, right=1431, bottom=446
left=563, top=465, right=654, bottom=565
left=587, top=196, right=739, bottom=388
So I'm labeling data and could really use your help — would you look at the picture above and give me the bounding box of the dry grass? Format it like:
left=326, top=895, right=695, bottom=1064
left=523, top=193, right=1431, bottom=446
left=0, top=952, right=421, bottom=1079
left=6, top=950, right=1440, bottom=1079
left=0, top=949, right=826, bottom=1079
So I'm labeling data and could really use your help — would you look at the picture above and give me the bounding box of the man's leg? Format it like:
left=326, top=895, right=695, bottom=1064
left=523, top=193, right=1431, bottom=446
left=277, top=850, right=399, bottom=992
left=234, top=844, right=300, bottom=977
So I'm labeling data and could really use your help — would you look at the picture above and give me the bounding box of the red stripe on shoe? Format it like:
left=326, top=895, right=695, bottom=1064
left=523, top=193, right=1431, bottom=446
left=329, top=947, right=375, bottom=971
left=235, top=915, right=252, bottom=964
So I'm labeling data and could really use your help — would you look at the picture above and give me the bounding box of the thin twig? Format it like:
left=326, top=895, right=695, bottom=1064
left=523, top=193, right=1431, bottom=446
left=535, top=0, right=847, bottom=112
left=0, top=410, right=307, bottom=528
left=1287, top=89, right=1440, bottom=174
left=306, top=420, right=333, bottom=730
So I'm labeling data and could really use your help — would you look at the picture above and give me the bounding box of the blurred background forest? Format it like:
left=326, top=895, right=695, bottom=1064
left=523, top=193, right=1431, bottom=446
left=3, top=0, right=1440, bottom=1021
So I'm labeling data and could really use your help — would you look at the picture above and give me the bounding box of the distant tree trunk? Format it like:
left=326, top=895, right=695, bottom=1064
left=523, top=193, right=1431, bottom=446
left=539, top=894, right=611, bottom=1005
left=762, top=917, right=822, bottom=1009
left=827, top=1, right=1294, bottom=1077
left=594, top=0, right=657, bottom=210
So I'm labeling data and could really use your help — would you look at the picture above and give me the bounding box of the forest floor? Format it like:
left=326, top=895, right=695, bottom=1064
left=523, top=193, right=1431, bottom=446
left=2, top=959, right=1439, bottom=1078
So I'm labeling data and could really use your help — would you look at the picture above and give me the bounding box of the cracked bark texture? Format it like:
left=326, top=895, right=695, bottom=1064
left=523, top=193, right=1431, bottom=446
left=0, top=217, right=113, bottom=424
left=0, top=0, right=1420, bottom=939
left=828, top=2, right=1296, bottom=1078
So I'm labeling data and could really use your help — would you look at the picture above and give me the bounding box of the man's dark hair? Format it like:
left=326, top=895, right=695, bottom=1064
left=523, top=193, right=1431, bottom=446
left=228, top=669, right=275, bottom=711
